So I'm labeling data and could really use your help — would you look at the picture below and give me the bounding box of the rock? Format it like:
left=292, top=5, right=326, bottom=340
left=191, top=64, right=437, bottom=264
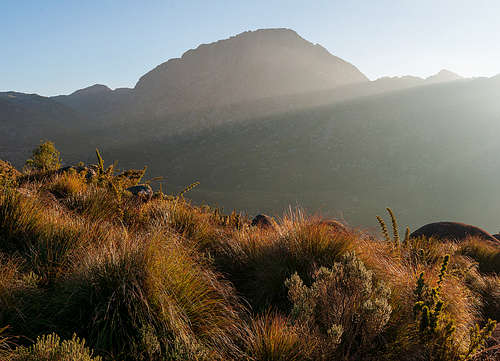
left=251, top=214, right=275, bottom=229
left=126, top=184, right=153, bottom=201
left=410, top=221, right=499, bottom=244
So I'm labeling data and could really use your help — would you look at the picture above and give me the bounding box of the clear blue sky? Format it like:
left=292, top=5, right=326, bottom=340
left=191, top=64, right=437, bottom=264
left=2, top=0, right=500, bottom=96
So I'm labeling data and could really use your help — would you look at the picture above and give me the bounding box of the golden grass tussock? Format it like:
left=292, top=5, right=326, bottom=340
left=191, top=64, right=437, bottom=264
left=459, top=237, right=500, bottom=275
left=243, top=312, right=311, bottom=361
left=215, top=210, right=356, bottom=311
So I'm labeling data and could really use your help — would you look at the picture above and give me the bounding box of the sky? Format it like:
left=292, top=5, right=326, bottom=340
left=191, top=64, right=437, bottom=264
left=2, top=0, right=500, bottom=96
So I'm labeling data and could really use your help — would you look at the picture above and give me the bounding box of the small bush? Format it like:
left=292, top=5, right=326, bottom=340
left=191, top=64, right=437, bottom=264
left=24, top=141, right=61, bottom=173
left=6, top=333, right=101, bottom=361
left=285, top=251, right=392, bottom=360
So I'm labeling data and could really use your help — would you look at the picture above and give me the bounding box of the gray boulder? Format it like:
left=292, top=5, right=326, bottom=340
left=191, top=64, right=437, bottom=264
left=410, top=221, right=499, bottom=245
left=126, top=184, right=153, bottom=200
left=251, top=214, right=275, bottom=229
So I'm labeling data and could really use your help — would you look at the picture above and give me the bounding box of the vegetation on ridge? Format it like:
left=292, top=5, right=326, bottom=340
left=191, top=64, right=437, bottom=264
left=0, top=142, right=499, bottom=360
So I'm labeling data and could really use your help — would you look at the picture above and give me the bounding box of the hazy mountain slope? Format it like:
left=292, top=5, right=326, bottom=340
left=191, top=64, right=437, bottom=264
left=0, top=92, right=92, bottom=165
left=426, top=69, right=463, bottom=84
left=46, top=70, right=467, bottom=153
left=52, top=84, right=134, bottom=123
left=101, top=76, right=500, bottom=232
left=133, top=28, right=368, bottom=117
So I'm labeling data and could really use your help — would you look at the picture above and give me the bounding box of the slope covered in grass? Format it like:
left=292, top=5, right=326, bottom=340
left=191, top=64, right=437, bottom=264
left=0, top=157, right=499, bottom=360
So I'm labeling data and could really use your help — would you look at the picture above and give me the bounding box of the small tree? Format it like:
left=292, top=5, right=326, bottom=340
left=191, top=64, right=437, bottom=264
left=25, top=141, right=61, bottom=172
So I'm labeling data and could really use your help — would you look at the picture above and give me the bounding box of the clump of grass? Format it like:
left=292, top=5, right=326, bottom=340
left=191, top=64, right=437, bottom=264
left=48, top=234, right=244, bottom=360
left=0, top=189, right=43, bottom=254
left=216, top=211, right=354, bottom=311
left=464, top=269, right=500, bottom=325
left=61, top=186, right=120, bottom=222
left=48, top=173, right=87, bottom=199
left=459, top=237, right=500, bottom=274
left=410, top=255, right=496, bottom=361
left=0, top=189, right=86, bottom=284
left=144, top=198, right=223, bottom=251
left=243, top=312, right=311, bottom=361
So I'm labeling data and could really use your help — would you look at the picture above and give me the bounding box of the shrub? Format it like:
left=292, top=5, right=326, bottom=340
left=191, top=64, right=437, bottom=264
left=285, top=251, right=392, bottom=360
left=6, top=333, right=101, bottom=361
left=24, top=141, right=61, bottom=173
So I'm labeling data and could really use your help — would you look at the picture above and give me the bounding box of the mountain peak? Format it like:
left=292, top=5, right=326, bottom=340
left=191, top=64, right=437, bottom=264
left=134, top=28, right=368, bottom=114
left=426, top=69, right=463, bottom=84
left=70, top=84, right=111, bottom=96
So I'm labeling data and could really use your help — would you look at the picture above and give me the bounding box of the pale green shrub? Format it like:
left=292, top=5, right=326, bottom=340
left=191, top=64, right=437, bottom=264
left=285, top=251, right=392, bottom=360
left=7, top=333, right=101, bottom=361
